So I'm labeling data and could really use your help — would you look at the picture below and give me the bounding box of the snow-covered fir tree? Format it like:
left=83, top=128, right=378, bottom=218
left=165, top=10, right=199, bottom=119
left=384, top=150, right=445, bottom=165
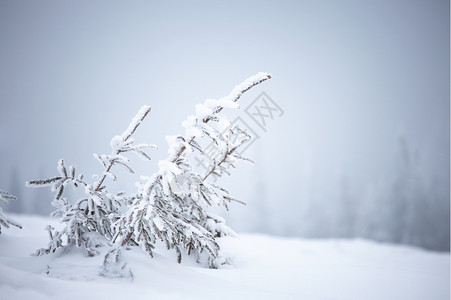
left=105, top=73, right=272, bottom=272
left=26, top=106, right=155, bottom=256
left=0, top=189, right=22, bottom=234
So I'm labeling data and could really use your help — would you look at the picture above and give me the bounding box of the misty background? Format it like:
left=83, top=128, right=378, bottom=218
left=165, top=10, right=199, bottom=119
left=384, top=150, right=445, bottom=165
left=0, top=0, right=449, bottom=251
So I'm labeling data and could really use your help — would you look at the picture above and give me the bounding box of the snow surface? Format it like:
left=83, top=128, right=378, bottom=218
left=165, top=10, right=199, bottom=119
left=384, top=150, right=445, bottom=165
left=0, top=215, right=449, bottom=300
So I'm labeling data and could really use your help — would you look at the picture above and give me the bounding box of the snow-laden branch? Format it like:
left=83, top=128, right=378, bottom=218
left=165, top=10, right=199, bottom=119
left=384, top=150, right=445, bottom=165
left=0, top=190, right=22, bottom=233
left=206, top=72, right=272, bottom=121
left=0, top=189, right=17, bottom=204
left=177, top=72, right=271, bottom=157
left=121, top=105, right=152, bottom=141
left=95, top=105, right=155, bottom=191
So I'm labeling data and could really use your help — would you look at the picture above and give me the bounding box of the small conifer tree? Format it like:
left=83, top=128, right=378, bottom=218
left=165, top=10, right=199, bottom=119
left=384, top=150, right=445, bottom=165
left=0, top=190, right=22, bottom=234
left=105, top=73, right=271, bottom=271
left=28, top=72, right=271, bottom=277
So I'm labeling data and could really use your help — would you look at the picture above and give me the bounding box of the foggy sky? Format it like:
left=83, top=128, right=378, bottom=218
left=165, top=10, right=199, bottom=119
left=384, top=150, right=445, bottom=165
left=0, top=0, right=449, bottom=250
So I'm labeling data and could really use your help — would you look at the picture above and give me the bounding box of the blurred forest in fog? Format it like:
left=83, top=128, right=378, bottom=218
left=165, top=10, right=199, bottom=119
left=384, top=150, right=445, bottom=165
left=0, top=0, right=449, bottom=251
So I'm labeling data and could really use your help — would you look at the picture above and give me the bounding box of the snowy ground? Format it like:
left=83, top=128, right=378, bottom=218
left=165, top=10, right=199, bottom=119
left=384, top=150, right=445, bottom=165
left=0, top=215, right=449, bottom=300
